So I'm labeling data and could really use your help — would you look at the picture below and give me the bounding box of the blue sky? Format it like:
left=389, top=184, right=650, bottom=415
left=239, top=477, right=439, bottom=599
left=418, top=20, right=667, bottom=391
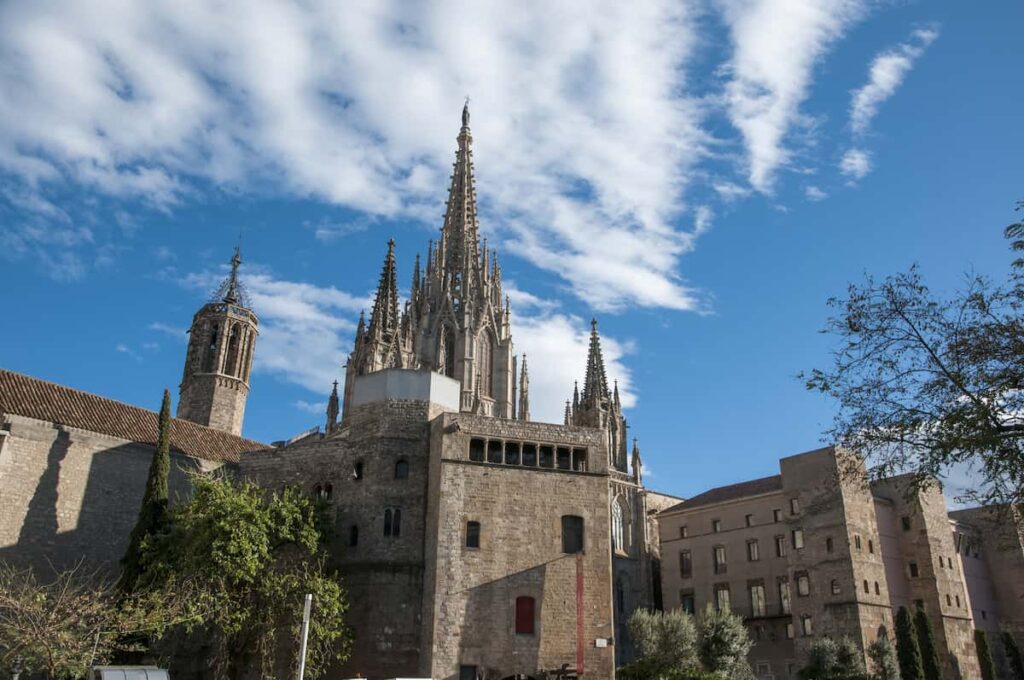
left=1, top=0, right=1021, bottom=500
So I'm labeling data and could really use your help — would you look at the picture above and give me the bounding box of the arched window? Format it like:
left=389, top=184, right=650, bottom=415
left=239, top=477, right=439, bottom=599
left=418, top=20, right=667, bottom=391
left=874, top=581, right=880, bottom=595
left=863, top=579, right=870, bottom=594
left=384, top=508, right=401, bottom=537
left=831, top=579, right=841, bottom=595
left=224, top=324, right=240, bottom=376
left=395, top=459, right=409, bottom=479
left=439, top=326, right=455, bottom=378
left=324, top=483, right=333, bottom=500
left=476, top=332, right=493, bottom=397
left=384, top=509, right=393, bottom=536
left=515, top=596, right=535, bottom=635
left=349, top=525, right=358, bottom=547
left=466, top=521, right=481, bottom=548
left=826, top=537, right=833, bottom=553
left=313, top=484, right=322, bottom=499
left=612, top=499, right=625, bottom=553
left=202, top=323, right=219, bottom=372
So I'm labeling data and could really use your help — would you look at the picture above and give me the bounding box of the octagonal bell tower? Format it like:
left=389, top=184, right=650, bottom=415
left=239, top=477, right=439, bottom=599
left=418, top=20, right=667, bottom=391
left=177, top=247, right=258, bottom=436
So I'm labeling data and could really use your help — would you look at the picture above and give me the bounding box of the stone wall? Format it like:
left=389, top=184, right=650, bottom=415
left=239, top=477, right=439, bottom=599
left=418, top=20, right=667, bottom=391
left=420, top=413, right=616, bottom=680
left=0, top=413, right=216, bottom=575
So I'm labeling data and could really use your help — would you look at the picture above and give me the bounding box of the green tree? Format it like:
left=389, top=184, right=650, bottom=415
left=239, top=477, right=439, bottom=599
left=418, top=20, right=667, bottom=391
left=867, top=631, right=901, bottom=680
left=625, top=608, right=699, bottom=677
left=1003, top=631, right=1024, bottom=680
left=121, top=389, right=172, bottom=592
left=804, top=209, right=1024, bottom=509
left=799, top=637, right=868, bottom=680
left=0, top=562, right=191, bottom=679
left=895, top=607, right=924, bottom=680
left=913, top=608, right=942, bottom=680
left=141, top=474, right=349, bottom=679
left=697, top=604, right=753, bottom=680
left=976, top=630, right=996, bottom=680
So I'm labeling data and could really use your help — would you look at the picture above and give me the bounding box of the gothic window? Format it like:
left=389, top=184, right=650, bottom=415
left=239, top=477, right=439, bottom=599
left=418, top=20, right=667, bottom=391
left=394, top=459, right=409, bottom=479
left=384, top=508, right=402, bottom=537
left=561, top=515, right=584, bottom=554
left=612, top=498, right=626, bottom=553
left=863, top=579, right=870, bottom=594
left=202, top=323, right=219, bottom=372
left=466, top=521, right=481, bottom=548
left=224, top=324, right=241, bottom=376
left=240, top=334, right=254, bottom=381
left=515, top=596, right=535, bottom=635
left=439, top=326, right=455, bottom=378
left=476, top=332, right=493, bottom=397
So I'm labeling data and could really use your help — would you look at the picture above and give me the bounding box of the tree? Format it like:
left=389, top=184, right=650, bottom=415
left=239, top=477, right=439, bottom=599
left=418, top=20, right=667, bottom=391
left=625, top=608, right=699, bottom=677
left=976, top=630, right=996, bottom=680
left=121, top=389, right=172, bottom=592
left=799, top=637, right=868, bottom=680
left=867, top=630, right=901, bottom=680
left=140, top=474, right=349, bottom=679
left=0, top=562, right=190, bottom=679
left=913, top=608, right=942, bottom=680
left=1003, top=631, right=1024, bottom=680
left=697, top=604, right=753, bottom=680
left=804, top=211, right=1024, bottom=509
left=895, top=607, right=924, bottom=680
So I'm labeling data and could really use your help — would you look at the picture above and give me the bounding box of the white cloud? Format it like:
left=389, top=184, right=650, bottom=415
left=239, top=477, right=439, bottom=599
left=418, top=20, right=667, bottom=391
left=294, top=400, right=327, bottom=415
left=148, top=322, right=186, bottom=340
left=805, top=185, right=827, bottom=201
left=0, top=0, right=707, bottom=312
left=513, top=309, right=636, bottom=424
left=716, top=0, right=867, bottom=192
left=839, top=148, right=872, bottom=180
left=850, top=28, right=938, bottom=135
left=115, top=343, right=143, bottom=362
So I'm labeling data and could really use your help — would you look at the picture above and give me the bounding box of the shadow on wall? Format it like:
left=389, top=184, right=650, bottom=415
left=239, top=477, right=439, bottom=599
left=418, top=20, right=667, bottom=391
left=0, top=422, right=204, bottom=578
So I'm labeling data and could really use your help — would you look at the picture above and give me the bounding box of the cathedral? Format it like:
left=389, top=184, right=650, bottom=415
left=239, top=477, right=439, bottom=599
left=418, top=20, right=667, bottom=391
left=0, top=103, right=678, bottom=680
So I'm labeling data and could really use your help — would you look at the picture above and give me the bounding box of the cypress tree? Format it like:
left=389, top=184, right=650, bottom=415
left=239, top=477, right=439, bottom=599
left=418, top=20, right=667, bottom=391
left=120, top=389, right=172, bottom=591
left=1003, top=631, right=1024, bottom=680
left=915, top=607, right=942, bottom=679
left=896, top=607, right=925, bottom=680
left=976, top=630, right=996, bottom=680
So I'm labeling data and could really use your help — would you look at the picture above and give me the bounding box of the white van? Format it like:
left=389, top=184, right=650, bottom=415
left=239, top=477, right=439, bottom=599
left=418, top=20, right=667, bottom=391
left=91, top=667, right=170, bottom=680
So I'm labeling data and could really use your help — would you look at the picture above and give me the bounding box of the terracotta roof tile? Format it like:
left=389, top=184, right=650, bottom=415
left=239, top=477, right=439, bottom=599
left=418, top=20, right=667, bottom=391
left=0, top=369, right=271, bottom=462
left=661, top=475, right=783, bottom=514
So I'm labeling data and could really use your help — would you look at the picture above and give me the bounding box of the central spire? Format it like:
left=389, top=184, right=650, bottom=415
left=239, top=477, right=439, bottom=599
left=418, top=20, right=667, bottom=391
left=368, top=238, right=400, bottom=338
left=438, top=101, right=481, bottom=314
left=581, top=318, right=610, bottom=407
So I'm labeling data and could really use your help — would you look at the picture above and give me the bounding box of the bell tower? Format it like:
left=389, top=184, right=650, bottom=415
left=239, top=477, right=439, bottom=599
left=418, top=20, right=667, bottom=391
left=177, top=247, right=258, bottom=436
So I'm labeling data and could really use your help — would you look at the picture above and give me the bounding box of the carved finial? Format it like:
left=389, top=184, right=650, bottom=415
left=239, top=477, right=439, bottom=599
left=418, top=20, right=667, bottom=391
left=462, top=97, right=471, bottom=127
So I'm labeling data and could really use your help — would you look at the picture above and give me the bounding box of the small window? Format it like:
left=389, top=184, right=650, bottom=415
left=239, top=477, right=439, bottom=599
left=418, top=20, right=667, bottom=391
left=790, top=498, right=800, bottom=515
left=855, top=535, right=862, bottom=550
left=713, top=546, right=727, bottom=574
left=746, top=514, right=754, bottom=527
left=715, top=584, right=731, bottom=612
left=909, top=562, right=919, bottom=578
left=826, top=537, right=833, bottom=553
left=713, top=519, right=722, bottom=533
left=515, top=596, right=536, bottom=635
left=792, top=529, right=804, bottom=550
left=572, top=448, right=588, bottom=471
left=750, top=583, right=766, bottom=617
left=875, top=581, right=880, bottom=595
left=901, top=516, right=911, bottom=531
left=797, top=572, right=810, bottom=597
left=863, top=579, right=870, bottom=594
left=348, top=525, right=359, bottom=547
left=775, top=535, right=787, bottom=557
left=384, top=508, right=401, bottom=537
left=466, top=521, right=481, bottom=549
left=522, top=443, right=537, bottom=466
left=831, top=579, right=841, bottom=595
left=773, top=509, right=782, bottom=523
left=353, top=461, right=364, bottom=480
left=786, top=622, right=795, bottom=639
left=946, top=594, right=952, bottom=606
left=756, top=662, right=770, bottom=676
left=324, top=483, right=332, bottom=500
left=505, top=441, right=521, bottom=465
left=539, top=445, right=554, bottom=468
left=748, top=539, right=760, bottom=562
left=469, top=438, right=485, bottom=462
left=802, top=615, right=813, bottom=636
left=779, top=579, right=791, bottom=614
left=955, top=595, right=961, bottom=607
left=488, top=440, right=503, bottom=464
left=680, top=590, right=695, bottom=613
left=384, top=509, right=392, bottom=536
left=556, top=447, right=572, bottom=470
left=680, top=525, right=689, bottom=539
left=868, top=539, right=874, bottom=554
left=562, top=515, right=584, bottom=554
left=460, top=665, right=478, bottom=680
left=680, top=550, right=692, bottom=578
left=394, top=459, right=409, bottom=479
left=982, top=610, right=987, bottom=620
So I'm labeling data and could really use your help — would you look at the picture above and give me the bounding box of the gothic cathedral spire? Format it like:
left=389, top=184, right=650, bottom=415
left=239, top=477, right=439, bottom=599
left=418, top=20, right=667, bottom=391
left=517, top=355, right=530, bottom=422
left=568, top=318, right=628, bottom=472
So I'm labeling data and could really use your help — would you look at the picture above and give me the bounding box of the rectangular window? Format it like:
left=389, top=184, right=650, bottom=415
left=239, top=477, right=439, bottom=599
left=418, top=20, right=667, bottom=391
left=680, top=550, right=692, bottom=578
left=469, top=438, right=485, bottom=462
left=790, top=498, right=800, bottom=515
left=515, top=596, right=535, bottom=635
left=802, top=615, right=813, bottom=636
left=756, top=662, right=771, bottom=677
left=713, top=546, right=727, bottom=574
left=562, top=515, right=584, bottom=554
left=460, top=666, right=478, bottom=680
left=786, top=622, right=795, bottom=639
left=796, top=572, right=810, bottom=597
left=773, top=509, right=782, bottom=523
left=504, top=441, right=520, bottom=465
left=713, top=519, right=722, bottom=533
left=855, top=535, right=862, bottom=550
left=680, top=589, right=695, bottom=614
left=748, top=539, right=760, bottom=562
left=522, top=443, right=537, bottom=466
left=487, top=440, right=503, bottom=464
left=715, top=584, right=731, bottom=612
left=779, top=579, right=791, bottom=614
left=680, top=525, right=689, bottom=538
left=909, top=562, right=919, bottom=578
left=556, top=447, right=572, bottom=470
left=750, top=583, right=766, bottom=617
left=746, top=514, right=754, bottom=527
left=466, top=521, right=481, bottom=549
left=539, top=445, right=554, bottom=468
left=792, top=529, right=804, bottom=550
left=775, top=535, right=787, bottom=557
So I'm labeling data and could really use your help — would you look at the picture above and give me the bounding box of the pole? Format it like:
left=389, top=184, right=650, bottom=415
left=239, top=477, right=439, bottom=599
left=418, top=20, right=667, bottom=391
left=296, top=593, right=313, bottom=680
left=576, top=553, right=585, bottom=676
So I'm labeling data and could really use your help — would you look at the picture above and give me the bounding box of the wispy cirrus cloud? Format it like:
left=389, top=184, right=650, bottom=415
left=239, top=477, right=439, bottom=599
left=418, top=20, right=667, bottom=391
left=850, top=28, right=939, bottom=135
left=839, top=148, right=872, bottom=181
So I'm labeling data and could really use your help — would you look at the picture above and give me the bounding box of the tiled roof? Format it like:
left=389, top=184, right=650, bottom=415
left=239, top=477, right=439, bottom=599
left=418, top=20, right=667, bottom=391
left=661, top=475, right=783, bottom=515
left=0, top=369, right=271, bottom=462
